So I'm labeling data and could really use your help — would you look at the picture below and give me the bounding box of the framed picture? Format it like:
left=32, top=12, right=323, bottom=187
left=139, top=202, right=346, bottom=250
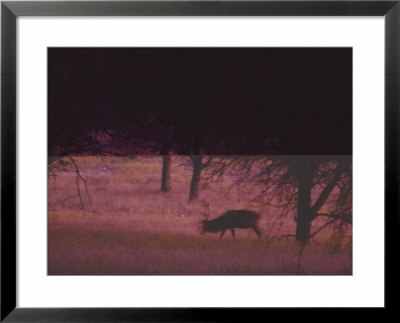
left=1, top=0, right=398, bottom=321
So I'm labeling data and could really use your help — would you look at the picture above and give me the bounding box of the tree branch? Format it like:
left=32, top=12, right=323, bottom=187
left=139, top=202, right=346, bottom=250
left=310, top=162, right=348, bottom=218
left=316, top=212, right=352, bottom=224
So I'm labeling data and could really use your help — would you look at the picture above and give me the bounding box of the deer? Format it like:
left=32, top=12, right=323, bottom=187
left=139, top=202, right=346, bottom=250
left=199, top=201, right=261, bottom=239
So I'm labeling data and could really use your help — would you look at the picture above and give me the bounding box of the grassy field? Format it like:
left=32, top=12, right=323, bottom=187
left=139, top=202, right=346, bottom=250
left=48, top=156, right=352, bottom=275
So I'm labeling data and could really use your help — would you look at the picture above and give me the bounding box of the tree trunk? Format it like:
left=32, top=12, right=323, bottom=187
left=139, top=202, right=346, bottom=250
left=161, top=155, right=172, bottom=192
left=295, top=171, right=313, bottom=243
left=295, top=160, right=348, bottom=243
left=189, top=156, right=202, bottom=201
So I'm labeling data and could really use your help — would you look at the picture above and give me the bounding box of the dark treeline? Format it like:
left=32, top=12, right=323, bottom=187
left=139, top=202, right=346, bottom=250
left=48, top=48, right=352, bottom=156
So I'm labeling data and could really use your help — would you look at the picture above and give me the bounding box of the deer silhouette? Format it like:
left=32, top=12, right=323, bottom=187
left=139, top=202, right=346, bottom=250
left=199, top=201, right=261, bottom=238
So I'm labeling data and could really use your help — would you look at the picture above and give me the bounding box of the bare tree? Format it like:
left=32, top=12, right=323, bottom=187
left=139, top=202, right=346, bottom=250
left=231, top=156, right=352, bottom=244
left=188, top=156, right=213, bottom=201
left=48, top=157, right=93, bottom=211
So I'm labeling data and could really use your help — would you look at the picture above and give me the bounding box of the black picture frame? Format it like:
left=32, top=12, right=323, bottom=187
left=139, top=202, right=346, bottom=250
left=1, top=1, right=399, bottom=321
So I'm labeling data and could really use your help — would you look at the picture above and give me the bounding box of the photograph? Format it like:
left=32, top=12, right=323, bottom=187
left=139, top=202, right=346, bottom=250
left=48, top=47, right=352, bottom=275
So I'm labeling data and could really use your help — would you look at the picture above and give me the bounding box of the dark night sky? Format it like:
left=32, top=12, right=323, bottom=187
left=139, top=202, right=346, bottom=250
left=48, top=48, right=352, bottom=155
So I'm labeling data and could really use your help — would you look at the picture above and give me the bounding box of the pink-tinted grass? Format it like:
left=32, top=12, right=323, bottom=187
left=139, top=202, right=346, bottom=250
left=48, top=156, right=352, bottom=275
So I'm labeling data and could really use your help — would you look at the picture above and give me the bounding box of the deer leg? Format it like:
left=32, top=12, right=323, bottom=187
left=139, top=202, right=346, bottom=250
left=220, top=230, right=226, bottom=238
left=230, top=228, right=236, bottom=238
left=252, top=225, right=261, bottom=238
